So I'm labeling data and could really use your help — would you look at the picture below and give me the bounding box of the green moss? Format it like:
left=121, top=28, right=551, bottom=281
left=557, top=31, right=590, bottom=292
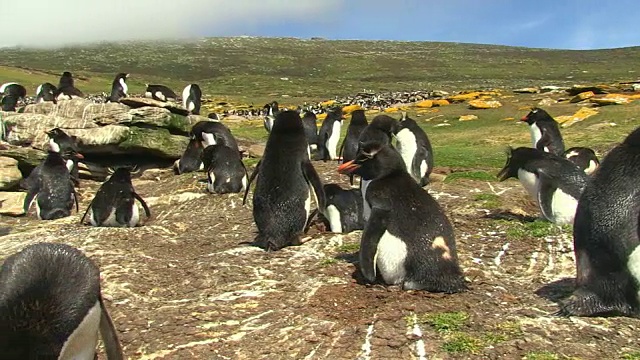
left=524, top=351, right=561, bottom=360
left=421, top=311, right=469, bottom=333
left=336, top=242, right=360, bottom=253
left=441, top=333, right=483, bottom=354
left=622, top=351, right=640, bottom=360
left=320, top=258, right=338, bottom=266
left=494, top=219, right=569, bottom=240
left=166, top=113, right=194, bottom=132
left=119, top=126, right=187, bottom=158
left=473, top=193, right=501, bottom=209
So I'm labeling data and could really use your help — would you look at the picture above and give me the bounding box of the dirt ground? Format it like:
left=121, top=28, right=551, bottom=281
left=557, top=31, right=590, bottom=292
left=1, top=160, right=638, bottom=360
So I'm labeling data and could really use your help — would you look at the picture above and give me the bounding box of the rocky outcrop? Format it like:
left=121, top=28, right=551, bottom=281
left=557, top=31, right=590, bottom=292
left=0, top=157, right=22, bottom=190
left=0, top=191, right=26, bottom=216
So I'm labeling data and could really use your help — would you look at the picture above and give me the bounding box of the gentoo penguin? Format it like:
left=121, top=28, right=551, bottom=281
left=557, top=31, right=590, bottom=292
left=395, top=112, right=434, bottom=187
left=243, top=110, right=326, bottom=251
left=23, top=151, right=79, bottom=220
left=0, top=82, right=27, bottom=99
left=564, top=146, right=600, bottom=175
left=301, top=110, right=319, bottom=151
left=339, top=109, right=368, bottom=186
left=521, top=107, right=565, bottom=156
left=107, top=73, right=129, bottom=103
left=145, top=84, right=177, bottom=102
left=337, top=141, right=467, bottom=293
left=263, top=101, right=279, bottom=133
left=201, top=144, right=248, bottom=194
left=190, top=120, right=239, bottom=152
left=557, top=127, right=640, bottom=317
left=0, top=242, right=124, bottom=359
left=35, top=82, right=58, bottom=103
left=497, top=147, right=588, bottom=225
left=174, top=137, right=204, bottom=174
left=1, top=95, right=19, bottom=111
left=55, top=71, right=84, bottom=100
left=80, top=167, right=151, bottom=227
left=182, top=83, right=202, bottom=115
left=323, top=183, right=364, bottom=233
left=316, top=107, right=344, bottom=161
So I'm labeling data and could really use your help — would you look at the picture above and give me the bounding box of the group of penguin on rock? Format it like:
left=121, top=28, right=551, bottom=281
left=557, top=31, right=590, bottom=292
left=2, top=71, right=640, bottom=358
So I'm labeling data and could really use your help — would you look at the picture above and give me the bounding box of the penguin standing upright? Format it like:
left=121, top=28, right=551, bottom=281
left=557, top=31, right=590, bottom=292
left=144, top=84, right=177, bottom=102
left=338, top=142, right=467, bottom=293
left=497, top=147, right=588, bottom=225
left=80, top=167, right=151, bottom=227
left=564, top=146, right=600, bottom=175
left=521, top=108, right=565, bottom=156
left=301, top=110, right=319, bottom=151
left=323, top=183, right=364, bottom=233
left=395, top=112, right=434, bottom=187
left=55, top=71, right=84, bottom=100
left=35, top=82, right=58, bottom=103
left=174, top=137, right=205, bottom=174
left=555, top=126, right=640, bottom=317
left=263, top=101, right=279, bottom=133
left=201, top=144, right=248, bottom=194
left=46, top=128, right=83, bottom=185
left=182, top=83, right=202, bottom=115
left=339, top=109, right=368, bottom=185
left=23, top=151, right=79, bottom=220
left=190, top=120, right=239, bottom=152
left=0, top=242, right=124, bottom=359
left=243, top=110, right=326, bottom=251
left=316, top=107, right=344, bottom=161
left=107, top=73, right=129, bottom=103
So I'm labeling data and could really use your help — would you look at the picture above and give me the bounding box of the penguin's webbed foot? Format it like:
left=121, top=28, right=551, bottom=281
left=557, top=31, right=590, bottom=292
left=556, top=289, right=636, bottom=318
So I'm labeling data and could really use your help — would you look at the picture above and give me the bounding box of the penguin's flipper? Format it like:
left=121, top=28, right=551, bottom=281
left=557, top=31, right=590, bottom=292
left=301, top=159, right=326, bottom=213
left=98, top=296, right=124, bottom=360
left=359, top=206, right=391, bottom=283
left=536, top=170, right=558, bottom=222
left=133, top=192, right=152, bottom=218
left=79, top=201, right=93, bottom=224
left=242, top=160, right=261, bottom=205
left=338, top=135, right=346, bottom=162
left=72, top=186, right=79, bottom=213
left=22, top=187, right=38, bottom=215
left=535, top=128, right=552, bottom=152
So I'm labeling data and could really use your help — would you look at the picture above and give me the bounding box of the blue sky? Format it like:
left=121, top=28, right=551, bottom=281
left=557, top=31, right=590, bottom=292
left=4, top=0, right=639, bottom=49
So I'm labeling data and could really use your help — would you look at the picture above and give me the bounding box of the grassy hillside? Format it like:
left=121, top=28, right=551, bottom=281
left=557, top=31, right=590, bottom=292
left=1, top=37, right=639, bottom=103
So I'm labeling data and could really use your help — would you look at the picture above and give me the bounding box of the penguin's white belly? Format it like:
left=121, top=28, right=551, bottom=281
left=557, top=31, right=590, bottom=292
left=326, top=204, right=343, bottom=233
left=187, top=101, right=195, bottom=112
left=66, top=159, right=74, bottom=172
left=420, top=159, right=428, bottom=179
left=549, top=188, right=578, bottom=225
left=145, top=91, right=152, bottom=98
left=36, top=84, right=43, bottom=96
left=375, top=231, right=407, bottom=285
left=530, top=124, right=543, bottom=150
left=155, top=91, right=165, bottom=101
left=395, top=128, right=417, bottom=174
left=91, top=205, right=139, bottom=227
left=585, top=160, right=598, bottom=175
left=304, top=189, right=311, bottom=229
left=202, top=132, right=216, bottom=147
left=207, top=171, right=216, bottom=193
left=264, top=118, right=274, bottom=132
left=241, top=174, right=248, bottom=192
left=327, top=121, right=342, bottom=160
left=57, top=300, right=101, bottom=360
left=361, top=179, right=371, bottom=222
left=119, top=78, right=128, bottom=96
left=627, top=245, right=640, bottom=302
left=182, top=85, right=191, bottom=108
left=517, top=169, right=539, bottom=201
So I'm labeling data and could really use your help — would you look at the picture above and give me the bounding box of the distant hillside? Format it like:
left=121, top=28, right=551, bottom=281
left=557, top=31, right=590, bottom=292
left=1, top=37, right=639, bottom=102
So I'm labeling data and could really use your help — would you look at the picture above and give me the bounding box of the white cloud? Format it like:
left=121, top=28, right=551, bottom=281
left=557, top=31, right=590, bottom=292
left=2, top=0, right=344, bottom=48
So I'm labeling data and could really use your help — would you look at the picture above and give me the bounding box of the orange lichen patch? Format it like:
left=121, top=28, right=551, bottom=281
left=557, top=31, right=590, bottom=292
left=415, top=100, right=433, bottom=108
left=342, top=104, right=363, bottom=114
left=590, top=94, right=631, bottom=105
left=316, top=113, right=328, bottom=120
left=432, top=99, right=450, bottom=107
left=569, top=91, right=595, bottom=103
left=384, top=107, right=400, bottom=113
left=468, top=100, right=502, bottom=109
left=501, top=117, right=515, bottom=121
left=431, top=236, right=451, bottom=260
left=320, top=100, right=336, bottom=107
left=448, top=92, right=482, bottom=102
left=556, top=107, right=599, bottom=127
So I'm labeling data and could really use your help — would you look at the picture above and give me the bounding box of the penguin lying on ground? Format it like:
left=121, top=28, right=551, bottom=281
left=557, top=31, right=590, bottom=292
left=263, top=101, right=279, bottom=133
left=182, top=83, right=202, bottom=115
left=564, top=147, right=600, bottom=175
left=498, top=147, right=588, bottom=225
left=0, top=242, right=124, bottom=359
left=145, top=84, right=177, bottom=102
left=107, top=73, right=129, bottom=103
left=190, top=120, right=239, bottom=152
left=338, top=141, right=467, bottom=293
left=174, top=137, right=205, bottom=174
left=339, top=109, right=368, bottom=185
left=557, top=126, right=640, bottom=317
left=322, top=183, right=364, bottom=233
left=301, top=110, right=319, bottom=152
left=202, top=144, right=248, bottom=194
left=243, top=110, right=326, bottom=251
left=55, top=71, right=85, bottom=101
left=80, top=166, right=151, bottom=227
left=35, top=82, right=58, bottom=103
left=395, top=112, right=434, bottom=187
left=0, top=82, right=27, bottom=99
left=316, top=107, right=344, bottom=161
left=23, top=150, right=80, bottom=220
left=521, top=107, right=565, bottom=156
left=1, top=95, right=19, bottom=111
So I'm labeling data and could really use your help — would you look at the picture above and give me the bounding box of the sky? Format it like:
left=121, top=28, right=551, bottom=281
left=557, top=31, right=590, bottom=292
left=2, top=0, right=639, bottom=50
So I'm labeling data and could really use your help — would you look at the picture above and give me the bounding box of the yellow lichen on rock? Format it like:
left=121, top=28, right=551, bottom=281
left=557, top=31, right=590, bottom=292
left=459, top=114, right=479, bottom=121
left=320, top=100, right=336, bottom=107
left=316, top=113, right=328, bottom=120
left=468, top=100, right=503, bottom=109
left=342, top=104, right=363, bottom=114
left=384, top=107, right=400, bottom=113
left=415, top=100, right=433, bottom=108
left=556, top=107, right=599, bottom=127
left=590, top=94, right=631, bottom=105
left=569, top=91, right=595, bottom=103
left=448, top=92, right=482, bottom=102
left=432, top=99, right=450, bottom=107
left=501, top=117, right=515, bottom=121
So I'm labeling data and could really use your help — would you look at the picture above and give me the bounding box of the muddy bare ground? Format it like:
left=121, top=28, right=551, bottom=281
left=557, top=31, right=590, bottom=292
left=1, top=161, right=638, bottom=360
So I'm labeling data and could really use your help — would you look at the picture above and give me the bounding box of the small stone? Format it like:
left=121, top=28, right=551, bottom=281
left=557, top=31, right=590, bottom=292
left=0, top=192, right=26, bottom=216
left=468, top=100, right=502, bottom=109
left=458, top=115, right=479, bottom=121
left=513, top=87, right=540, bottom=94
left=537, top=97, right=557, bottom=107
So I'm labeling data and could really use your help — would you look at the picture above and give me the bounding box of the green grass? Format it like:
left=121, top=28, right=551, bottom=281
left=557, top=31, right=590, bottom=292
left=336, top=242, right=360, bottom=253
left=319, top=258, right=338, bottom=266
left=622, top=351, right=640, bottom=360
left=421, top=311, right=470, bottom=333
left=473, top=193, right=501, bottom=209
left=524, top=352, right=562, bottom=360
left=495, top=219, right=571, bottom=240
left=445, top=171, right=496, bottom=183
left=441, top=333, right=483, bottom=354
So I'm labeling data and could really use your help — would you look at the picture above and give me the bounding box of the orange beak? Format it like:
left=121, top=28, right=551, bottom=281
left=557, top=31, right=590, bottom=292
left=520, top=115, right=528, bottom=122
left=337, top=160, right=360, bottom=174
left=75, top=152, right=84, bottom=160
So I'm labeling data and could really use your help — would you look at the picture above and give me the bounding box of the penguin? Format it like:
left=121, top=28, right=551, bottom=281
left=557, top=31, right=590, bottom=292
left=35, top=82, right=58, bottom=103
left=1, top=95, right=19, bottom=112
left=556, top=126, right=640, bottom=317
left=337, top=141, right=467, bottom=293
left=497, top=147, right=588, bottom=225
left=263, top=101, right=279, bottom=133
left=243, top=110, right=326, bottom=251
left=182, top=83, right=202, bottom=115
left=22, top=150, right=79, bottom=220
left=201, top=144, right=248, bottom=194
left=46, top=127, right=83, bottom=185
left=323, top=183, right=364, bottom=233
left=521, top=107, right=565, bottom=156
left=190, top=120, right=239, bottom=153
left=338, top=109, right=368, bottom=185
left=208, top=112, right=221, bottom=121
left=144, top=84, right=177, bottom=102
left=395, top=112, right=434, bottom=187
left=0, top=242, right=124, bottom=359
left=316, top=107, right=344, bottom=161
left=107, top=73, right=129, bottom=103
left=564, top=146, right=600, bottom=175
left=174, top=137, right=205, bottom=175
left=301, top=110, right=318, bottom=151
left=80, top=167, right=151, bottom=227
left=58, top=71, right=75, bottom=88
left=0, top=82, right=27, bottom=99
left=56, top=71, right=84, bottom=100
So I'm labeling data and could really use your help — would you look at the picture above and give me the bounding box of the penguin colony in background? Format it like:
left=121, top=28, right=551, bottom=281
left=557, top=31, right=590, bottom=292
left=1, top=68, right=639, bottom=357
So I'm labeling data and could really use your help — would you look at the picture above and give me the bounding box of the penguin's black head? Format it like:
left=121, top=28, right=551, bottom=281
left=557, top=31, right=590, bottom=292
left=338, top=141, right=405, bottom=181
left=46, top=128, right=83, bottom=159
left=116, top=73, right=129, bottom=81
left=323, top=183, right=344, bottom=200
left=271, top=110, right=304, bottom=134
left=1, top=95, right=19, bottom=111
left=327, top=107, right=345, bottom=120
left=350, top=109, right=367, bottom=126
left=301, top=110, right=317, bottom=121
left=520, top=107, right=554, bottom=125
left=59, top=71, right=74, bottom=87
left=370, top=114, right=399, bottom=135
left=107, top=166, right=134, bottom=183
left=497, top=147, right=543, bottom=181
left=397, top=112, right=417, bottom=132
